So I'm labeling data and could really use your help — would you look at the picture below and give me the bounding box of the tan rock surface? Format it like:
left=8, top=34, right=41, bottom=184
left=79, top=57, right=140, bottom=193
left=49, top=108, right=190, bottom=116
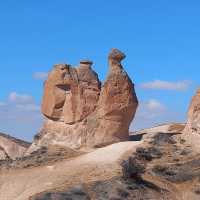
left=94, top=49, right=138, bottom=146
left=42, top=61, right=101, bottom=124
left=183, top=88, right=200, bottom=150
left=41, top=64, right=70, bottom=120
left=184, top=88, right=200, bottom=134
left=63, top=60, right=101, bottom=124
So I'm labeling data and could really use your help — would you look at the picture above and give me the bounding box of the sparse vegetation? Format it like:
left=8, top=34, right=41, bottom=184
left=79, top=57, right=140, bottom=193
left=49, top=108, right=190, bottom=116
left=152, top=158, right=200, bottom=183
left=194, top=188, right=200, bottom=195
left=121, top=157, right=145, bottom=180
left=136, top=147, right=162, bottom=161
left=151, top=132, right=177, bottom=146
left=0, top=146, right=81, bottom=170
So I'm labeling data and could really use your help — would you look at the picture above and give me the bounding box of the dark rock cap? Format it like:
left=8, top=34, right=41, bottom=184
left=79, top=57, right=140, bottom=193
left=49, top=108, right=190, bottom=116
left=108, top=48, right=126, bottom=62
left=54, top=64, right=69, bottom=70
left=80, top=60, right=93, bottom=65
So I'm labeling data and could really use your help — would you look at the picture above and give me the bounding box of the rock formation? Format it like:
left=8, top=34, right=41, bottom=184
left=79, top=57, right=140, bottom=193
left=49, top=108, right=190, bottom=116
left=95, top=49, right=138, bottom=144
left=28, top=49, right=138, bottom=153
left=42, top=61, right=101, bottom=123
left=0, top=132, right=30, bottom=160
left=41, top=64, right=70, bottom=120
left=182, top=88, right=200, bottom=150
left=184, top=88, right=200, bottom=135
left=0, top=146, right=9, bottom=160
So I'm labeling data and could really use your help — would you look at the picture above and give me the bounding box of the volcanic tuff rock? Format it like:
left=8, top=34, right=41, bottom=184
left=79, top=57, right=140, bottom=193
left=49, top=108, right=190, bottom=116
left=184, top=88, right=200, bottom=134
left=94, top=49, right=138, bottom=145
left=0, top=132, right=30, bottom=160
left=183, top=88, right=200, bottom=150
left=0, top=146, right=9, bottom=160
left=42, top=61, right=101, bottom=123
left=28, top=49, right=138, bottom=152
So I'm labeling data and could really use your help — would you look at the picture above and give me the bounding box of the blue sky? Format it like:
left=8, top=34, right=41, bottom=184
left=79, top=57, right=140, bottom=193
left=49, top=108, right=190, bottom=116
left=0, top=0, right=200, bottom=141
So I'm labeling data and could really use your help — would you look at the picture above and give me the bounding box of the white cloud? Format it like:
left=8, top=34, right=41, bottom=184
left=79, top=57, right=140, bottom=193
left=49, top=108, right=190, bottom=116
left=0, top=102, right=6, bottom=106
left=33, top=72, right=48, bottom=80
left=0, top=92, right=42, bottom=141
left=7, top=92, right=40, bottom=112
left=8, top=92, right=34, bottom=104
left=135, top=99, right=166, bottom=121
left=16, top=104, right=40, bottom=112
left=130, top=99, right=185, bottom=131
left=145, top=99, right=166, bottom=111
left=140, top=80, right=191, bottom=91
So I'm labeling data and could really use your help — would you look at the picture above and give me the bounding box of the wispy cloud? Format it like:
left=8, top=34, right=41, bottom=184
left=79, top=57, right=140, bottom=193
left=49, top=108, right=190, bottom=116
left=135, top=99, right=166, bottom=121
left=16, top=104, right=40, bottom=112
left=33, top=72, right=48, bottom=80
left=0, top=102, right=7, bottom=106
left=130, top=99, right=185, bottom=131
left=140, top=80, right=191, bottom=91
left=145, top=99, right=166, bottom=111
left=0, top=92, right=42, bottom=141
left=8, top=92, right=34, bottom=104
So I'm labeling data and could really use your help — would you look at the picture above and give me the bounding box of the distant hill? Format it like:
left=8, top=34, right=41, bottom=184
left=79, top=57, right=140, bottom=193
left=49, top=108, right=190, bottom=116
left=0, top=132, right=31, bottom=160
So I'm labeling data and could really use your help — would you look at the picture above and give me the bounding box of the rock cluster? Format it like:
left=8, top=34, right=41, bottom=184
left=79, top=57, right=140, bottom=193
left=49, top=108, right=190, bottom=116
left=28, top=49, right=138, bottom=152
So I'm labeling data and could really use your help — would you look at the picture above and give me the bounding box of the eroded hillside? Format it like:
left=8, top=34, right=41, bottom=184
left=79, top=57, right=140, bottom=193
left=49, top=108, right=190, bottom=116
left=0, top=123, right=199, bottom=200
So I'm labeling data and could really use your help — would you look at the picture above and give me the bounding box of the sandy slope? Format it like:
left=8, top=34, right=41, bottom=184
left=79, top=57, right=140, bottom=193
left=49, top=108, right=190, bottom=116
left=0, top=141, right=141, bottom=200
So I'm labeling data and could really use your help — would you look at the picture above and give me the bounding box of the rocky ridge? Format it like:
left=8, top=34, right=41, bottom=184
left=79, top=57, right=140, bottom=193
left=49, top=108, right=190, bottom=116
left=0, top=132, right=30, bottom=160
left=0, top=120, right=200, bottom=200
left=27, top=120, right=200, bottom=200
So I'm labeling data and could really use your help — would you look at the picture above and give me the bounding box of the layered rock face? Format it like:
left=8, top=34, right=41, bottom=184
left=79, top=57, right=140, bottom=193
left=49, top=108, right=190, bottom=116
left=42, top=61, right=101, bottom=123
left=96, top=49, right=138, bottom=144
left=0, top=146, right=9, bottom=160
left=184, top=88, right=200, bottom=135
left=183, top=88, right=200, bottom=150
left=0, top=132, right=30, bottom=160
left=28, top=49, right=138, bottom=152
